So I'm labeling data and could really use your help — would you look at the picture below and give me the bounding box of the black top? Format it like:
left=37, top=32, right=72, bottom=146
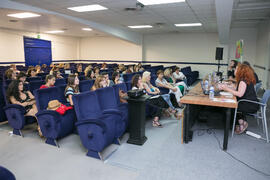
left=254, top=72, right=259, bottom=84
left=228, top=69, right=235, bottom=78
left=237, top=81, right=259, bottom=113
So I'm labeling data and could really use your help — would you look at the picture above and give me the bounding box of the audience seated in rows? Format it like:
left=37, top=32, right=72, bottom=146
left=164, top=68, right=187, bottom=94
left=155, top=70, right=183, bottom=105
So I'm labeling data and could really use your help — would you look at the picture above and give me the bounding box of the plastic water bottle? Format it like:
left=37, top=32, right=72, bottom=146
left=209, top=73, right=212, bottom=82
left=205, top=80, right=209, bottom=91
left=209, top=86, right=214, bottom=100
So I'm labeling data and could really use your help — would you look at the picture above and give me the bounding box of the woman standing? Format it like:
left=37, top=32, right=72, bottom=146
left=219, top=64, right=259, bottom=134
left=227, top=60, right=238, bottom=80
left=65, top=74, right=80, bottom=106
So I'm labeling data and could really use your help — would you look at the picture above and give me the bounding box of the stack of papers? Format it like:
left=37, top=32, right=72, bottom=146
left=220, top=92, right=233, bottom=97
left=213, top=98, right=236, bottom=103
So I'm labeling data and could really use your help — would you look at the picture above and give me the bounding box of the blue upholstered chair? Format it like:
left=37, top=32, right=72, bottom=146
left=72, top=91, right=118, bottom=159
left=95, top=87, right=128, bottom=138
left=181, top=66, right=199, bottom=86
left=0, top=166, right=16, bottom=180
left=26, top=76, right=42, bottom=82
left=55, top=78, right=66, bottom=86
left=2, top=85, right=36, bottom=136
left=79, top=80, right=94, bottom=92
left=29, top=80, right=44, bottom=93
left=34, top=86, right=76, bottom=147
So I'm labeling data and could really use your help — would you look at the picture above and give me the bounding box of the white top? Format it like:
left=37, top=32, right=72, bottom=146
left=173, top=72, right=185, bottom=80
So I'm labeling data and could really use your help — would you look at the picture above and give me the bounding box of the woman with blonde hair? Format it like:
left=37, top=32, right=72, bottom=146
left=91, top=75, right=107, bottom=91
left=164, top=68, right=187, bottom=95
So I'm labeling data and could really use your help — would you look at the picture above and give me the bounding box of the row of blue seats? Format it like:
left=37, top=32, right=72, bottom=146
left=2, top=82, right=129, bottom=159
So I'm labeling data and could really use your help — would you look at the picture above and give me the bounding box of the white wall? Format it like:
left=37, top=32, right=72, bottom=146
left=256, top=21, right=270, bottom=88
left=228, top=28, right=258, bottom=66
left=0, top=28, right=80, bottom=63
left=143, top=33, right=225, bottom=78
left=79, top=36, right=142, bottom=61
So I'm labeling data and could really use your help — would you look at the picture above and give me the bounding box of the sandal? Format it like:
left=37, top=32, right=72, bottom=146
left=152, top=117, right=162, bottom=128
left=174, top=111, right=182, bottom=120
left=37, top=126, right=44, bottom=138
left=235, top=121, right=248, bottom=134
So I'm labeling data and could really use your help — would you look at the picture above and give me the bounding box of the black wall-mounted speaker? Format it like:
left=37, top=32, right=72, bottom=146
left=215, top=47, right=223, bottom=60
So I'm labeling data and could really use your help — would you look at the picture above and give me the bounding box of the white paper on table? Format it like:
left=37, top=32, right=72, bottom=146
left=220, top=92, right=233, bottom=97
left=213, top=98, right=236, bottom=103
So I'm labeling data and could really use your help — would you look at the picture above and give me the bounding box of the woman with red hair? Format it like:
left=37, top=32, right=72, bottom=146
left=219, top=64, right=259, bottom=134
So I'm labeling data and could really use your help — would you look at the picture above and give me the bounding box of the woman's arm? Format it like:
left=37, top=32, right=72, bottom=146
left=143, top=83, right=158, bottom=95
left=68, top=95, right=74, bottom=106
left=220, top=81, right=246, bottom=97
left=10, top=96, right=28, bottom=107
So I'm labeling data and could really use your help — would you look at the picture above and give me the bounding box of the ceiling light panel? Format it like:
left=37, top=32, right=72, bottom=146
left=137, top=0, right=185, bottom=6
left=82, top=28, right=93, bottom=31
left=46, top=30, right=64, bottom=33
left=175, top=23, right=202, bottom=27
left=67, top=4, right=108, bottom=12
left=128, top=25, right=153, bottom=29
left=7, top=12, right=41, bottom=19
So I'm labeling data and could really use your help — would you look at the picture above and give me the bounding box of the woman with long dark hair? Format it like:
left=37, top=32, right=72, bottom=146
left=228, top=60, right=238, bottom=80
left=219, top=64, right=259, bottom=134
left=65, top=74, right=80, bottom=106
left=6, top=80, right=42, bottom=136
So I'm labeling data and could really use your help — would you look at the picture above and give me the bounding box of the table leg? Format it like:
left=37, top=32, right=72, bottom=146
left=223, top=108, right=231, bottom=150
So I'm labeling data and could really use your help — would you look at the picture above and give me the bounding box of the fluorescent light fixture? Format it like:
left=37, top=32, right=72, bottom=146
left=82, top=28, right=93, bottom=31
left=137, top=0, right=185, bottom=5
left=175, top=23, right=202, bottom=27
left=67, top=4, right=108, bottom=12
left=46, top=30, right=64, bottom=34
left=7, top=12, right=41, bottom=19
left=128, top=25, right=153, bottom=29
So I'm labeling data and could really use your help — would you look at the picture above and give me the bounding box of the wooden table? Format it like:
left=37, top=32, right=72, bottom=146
left=181, top=82, right=237, bottom=150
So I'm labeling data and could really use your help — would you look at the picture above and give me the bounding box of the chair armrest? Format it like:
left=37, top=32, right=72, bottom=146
left=102, top=109, right=123, bottom=116
left=237, top=99, right=265, bottom=106
left=3, top=104, right=26, bottom=114
left=76, top=119, right=107, bottom=133
left=36, top=110, right=62, bottom=123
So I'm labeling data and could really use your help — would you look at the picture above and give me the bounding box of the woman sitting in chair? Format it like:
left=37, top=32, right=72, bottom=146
left=40, top=75, right=55, bottom=89
left=6, top=80, right=42, bottom=136
left=65, top=74, right=80, bottom=106
left=91, top=75, right=107, bottom=91
left=219, top=64, right=259, bottom=134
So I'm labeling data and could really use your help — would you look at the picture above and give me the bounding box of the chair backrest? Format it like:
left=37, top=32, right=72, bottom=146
left=55, top=78, right=66, bottom=86
left=95, top=87, right=118, bottom=110
left=79, top=80, right=94, bottom=92
left=26, top=76, right=42, bottom=82
left=261, top=90, right=270, bottom=105
left=123, top=73, right=134, bottom=82
left=34, top=86, right=63, bottom=111
left=29, top=80, right=44, bottom=93
left=254, top=82, right=262, bottom=94
left=72, top=91, right=102, bottom=120
left=112, top=83, right=127, bottom=105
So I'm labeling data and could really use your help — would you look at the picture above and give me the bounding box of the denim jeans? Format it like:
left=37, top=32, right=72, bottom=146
left=161, top=94, right=175, bottom=110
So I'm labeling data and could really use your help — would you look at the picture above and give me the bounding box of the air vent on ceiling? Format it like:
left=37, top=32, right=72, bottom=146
left=9, top=20, right=18, bottom=23
left=154, top=23, right=166, bottom=28
left=124, top=2, right=144, bottom=11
